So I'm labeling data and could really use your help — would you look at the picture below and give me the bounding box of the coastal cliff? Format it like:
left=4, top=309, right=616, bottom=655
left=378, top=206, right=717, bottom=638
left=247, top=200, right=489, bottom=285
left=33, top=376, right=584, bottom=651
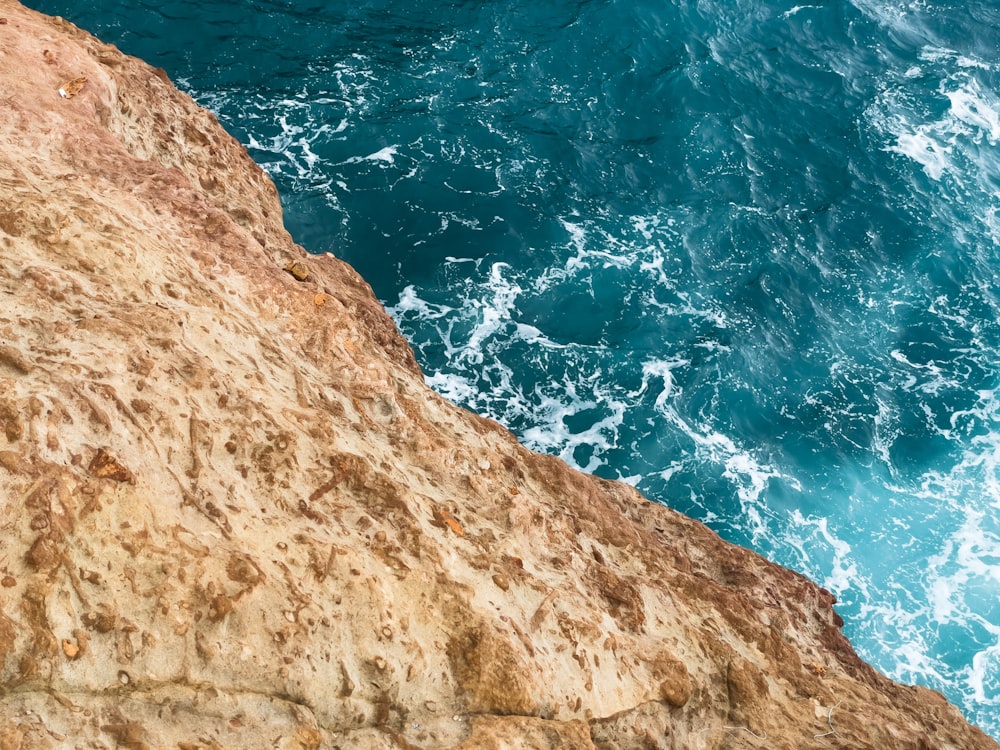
left=0, top=2, right=995, bottom=748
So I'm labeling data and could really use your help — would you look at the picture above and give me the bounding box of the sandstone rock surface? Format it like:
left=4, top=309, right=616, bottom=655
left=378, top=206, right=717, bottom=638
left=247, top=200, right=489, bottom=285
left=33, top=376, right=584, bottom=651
left=0, top=2, right=996, bottom=748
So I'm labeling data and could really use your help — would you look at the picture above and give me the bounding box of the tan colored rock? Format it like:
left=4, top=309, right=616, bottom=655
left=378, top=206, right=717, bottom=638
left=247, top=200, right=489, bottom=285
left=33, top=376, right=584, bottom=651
left=0, top=1, right=996, bottom=748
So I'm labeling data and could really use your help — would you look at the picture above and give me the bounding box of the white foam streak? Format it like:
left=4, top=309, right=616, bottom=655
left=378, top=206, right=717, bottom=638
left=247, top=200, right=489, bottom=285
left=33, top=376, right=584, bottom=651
left=637, top=357, right=798, bottom=540
left=947, top=83, right=1000, bottom=145
left=424, top=371, right=479, bottom=405
left=390, top=285, right=454, bottom=319
left=971, top=643, right=1000, bottom=705
left=787, top=511, right=861, bottom=598
left=343, top=145, right=400, bottom=165
left=781, top=5, right=820, bottom=20
left=889, top=128, right=951, bottom=181
left=462, top=263, right=520, bottom=366
left=927, top=513, right=1000, bottom=606
left=523, top=387, right=627, bottom=474
left=560, top=219, right=635, bottom=271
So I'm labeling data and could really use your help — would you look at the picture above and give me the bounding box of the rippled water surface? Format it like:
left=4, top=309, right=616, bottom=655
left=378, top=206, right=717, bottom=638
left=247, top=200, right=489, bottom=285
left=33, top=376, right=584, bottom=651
left=28, top=0, right=1000, bottom=736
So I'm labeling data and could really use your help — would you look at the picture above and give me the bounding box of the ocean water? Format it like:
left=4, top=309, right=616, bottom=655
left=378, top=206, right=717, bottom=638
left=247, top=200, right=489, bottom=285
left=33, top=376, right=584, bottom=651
left=28, top=0, right=1000, bottom=738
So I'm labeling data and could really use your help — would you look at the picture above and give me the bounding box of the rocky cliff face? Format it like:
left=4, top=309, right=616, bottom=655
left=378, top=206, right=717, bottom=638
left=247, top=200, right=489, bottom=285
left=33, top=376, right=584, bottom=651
left=0, top=2, right=995, bottom=748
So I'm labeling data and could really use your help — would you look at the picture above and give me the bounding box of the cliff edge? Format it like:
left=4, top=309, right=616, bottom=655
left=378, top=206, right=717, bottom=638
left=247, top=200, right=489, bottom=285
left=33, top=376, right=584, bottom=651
left=0, top=3, right=995, bottom=748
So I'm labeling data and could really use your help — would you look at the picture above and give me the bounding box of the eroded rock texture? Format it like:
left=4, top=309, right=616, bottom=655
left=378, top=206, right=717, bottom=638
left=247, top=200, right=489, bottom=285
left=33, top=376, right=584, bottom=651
left=0, top=2, right=996, bottom=748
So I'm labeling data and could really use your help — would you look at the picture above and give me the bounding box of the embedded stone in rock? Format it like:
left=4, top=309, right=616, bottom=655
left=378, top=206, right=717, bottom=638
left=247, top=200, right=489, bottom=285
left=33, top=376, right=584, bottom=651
left=88, top=448, right=134, bottom=483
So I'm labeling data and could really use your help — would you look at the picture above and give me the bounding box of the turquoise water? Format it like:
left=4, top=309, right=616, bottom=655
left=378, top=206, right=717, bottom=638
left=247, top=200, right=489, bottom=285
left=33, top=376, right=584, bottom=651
left=30, top=0, right=1000, bottom=737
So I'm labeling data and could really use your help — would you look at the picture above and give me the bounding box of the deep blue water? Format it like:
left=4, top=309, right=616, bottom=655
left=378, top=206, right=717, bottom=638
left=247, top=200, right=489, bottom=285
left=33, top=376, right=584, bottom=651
left=29, top=0, right=1000, bottom=737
